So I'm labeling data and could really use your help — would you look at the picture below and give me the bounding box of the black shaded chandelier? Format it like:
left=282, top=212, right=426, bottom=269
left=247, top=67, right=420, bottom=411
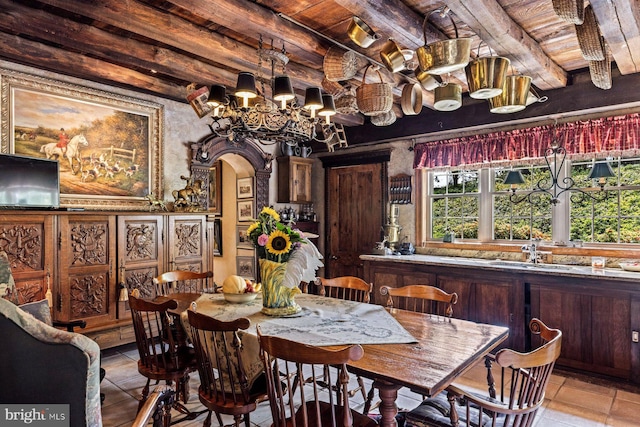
left=205, top=36, right=346, bottom=148
left=503, top=141, right=615, bottom=205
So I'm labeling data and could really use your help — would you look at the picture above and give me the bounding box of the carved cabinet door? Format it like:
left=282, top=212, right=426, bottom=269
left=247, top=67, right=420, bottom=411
left=167, top=215, right=208, bottom=273
left=0, top=213, right=55, bottom=305
left=117, top=215, right=165, bottom=303
left=57, top=214, right=117, bottom=326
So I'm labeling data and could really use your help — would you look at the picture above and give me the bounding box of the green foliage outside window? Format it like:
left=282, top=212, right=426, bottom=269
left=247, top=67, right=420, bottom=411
left=431, top=171, right=479, bottom=239
left=570, top=158, right=640, bottom=243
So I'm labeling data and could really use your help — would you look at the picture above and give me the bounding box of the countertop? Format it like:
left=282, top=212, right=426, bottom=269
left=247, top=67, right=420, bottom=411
left=360, top=254, right=640, bottom=282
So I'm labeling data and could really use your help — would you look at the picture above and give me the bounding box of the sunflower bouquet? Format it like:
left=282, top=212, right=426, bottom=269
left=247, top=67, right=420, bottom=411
left=246, top=207, right=306, bottom=263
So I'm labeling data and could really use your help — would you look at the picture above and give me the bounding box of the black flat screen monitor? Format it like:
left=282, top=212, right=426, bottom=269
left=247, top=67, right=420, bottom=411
left=0, top=154, right=60, bottom=209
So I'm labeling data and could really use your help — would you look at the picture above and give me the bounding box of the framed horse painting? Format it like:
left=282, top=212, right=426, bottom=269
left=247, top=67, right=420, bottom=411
left=0, top=68, right=163, bottom=210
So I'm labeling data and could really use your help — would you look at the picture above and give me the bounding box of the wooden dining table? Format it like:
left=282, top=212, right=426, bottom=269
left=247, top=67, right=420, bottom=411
left=166, top=292, right=509, bottom=427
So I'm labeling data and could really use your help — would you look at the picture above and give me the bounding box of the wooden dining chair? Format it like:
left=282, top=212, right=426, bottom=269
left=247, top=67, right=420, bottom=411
left=153, top=270, right=213, bottom=296
left=405, top=318, right=562, bottom=427
left=257, top=327, right=378, bottom=427
left=128, top=294, right=204, bottom=423
left=380, top=284, right=458, bottom=317
left=187, top=310, right=269, bottom=427
left=316, top=276, right=373, bottom=303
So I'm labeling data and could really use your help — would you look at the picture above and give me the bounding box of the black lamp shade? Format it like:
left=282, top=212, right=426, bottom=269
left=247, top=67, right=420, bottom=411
left=503, top=170, right=525, bottom=185
left=235, top=72, right=257, bottom=99
left=318, top=94, right=336, bottom=117
left=304, top=87, right=323, bottom=111
left=273, top=76, right=295, bottom=101
left=588, top=162, right=615, bottom=180
left=207, top=84, right=227, bottom=107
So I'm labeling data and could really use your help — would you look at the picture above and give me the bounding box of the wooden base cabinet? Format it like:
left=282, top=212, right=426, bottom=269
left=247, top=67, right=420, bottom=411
left=529, top=279, right=636, bottom=381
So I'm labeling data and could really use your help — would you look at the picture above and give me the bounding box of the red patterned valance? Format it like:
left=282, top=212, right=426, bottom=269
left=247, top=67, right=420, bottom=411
left=413, top=113, right=640, bottom=169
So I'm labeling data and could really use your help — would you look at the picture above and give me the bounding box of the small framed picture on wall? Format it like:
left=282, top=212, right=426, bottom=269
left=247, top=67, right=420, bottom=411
left=236, top=255, right=256, bottom=280
left=237, top=177, right=254, bottom=199
left=237, top=200, right=254, bottom=221
left=213, top=218, right=222, bottom=256
left=237, top=225, right=253, bottom=249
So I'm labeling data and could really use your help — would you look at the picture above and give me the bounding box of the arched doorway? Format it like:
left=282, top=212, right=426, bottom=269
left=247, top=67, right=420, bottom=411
left=189, top=136, right=274, bottom=210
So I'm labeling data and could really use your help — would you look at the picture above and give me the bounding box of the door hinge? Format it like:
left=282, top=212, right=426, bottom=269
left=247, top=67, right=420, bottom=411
left=633, top=331, right=639, bottom=343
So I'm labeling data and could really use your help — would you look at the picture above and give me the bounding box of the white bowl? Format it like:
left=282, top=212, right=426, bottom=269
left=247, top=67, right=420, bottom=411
left=619, top=261, right=640, bottom=272
left=224, top=292, right=258, bottom=303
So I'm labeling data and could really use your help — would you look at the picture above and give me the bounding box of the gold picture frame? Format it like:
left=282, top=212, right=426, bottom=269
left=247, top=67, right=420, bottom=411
left=1, top=68, right=163, bottom=210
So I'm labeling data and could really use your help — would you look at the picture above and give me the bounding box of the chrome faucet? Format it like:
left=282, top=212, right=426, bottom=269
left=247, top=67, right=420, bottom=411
left=522, top=239, right=542, bottom=264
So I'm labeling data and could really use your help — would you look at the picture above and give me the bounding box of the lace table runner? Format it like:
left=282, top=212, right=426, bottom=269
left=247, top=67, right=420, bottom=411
left=190, top=293, right=417, bottom=346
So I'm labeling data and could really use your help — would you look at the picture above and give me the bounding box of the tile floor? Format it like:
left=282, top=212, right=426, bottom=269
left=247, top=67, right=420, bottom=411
left=101, top=343, right=640, bottom=427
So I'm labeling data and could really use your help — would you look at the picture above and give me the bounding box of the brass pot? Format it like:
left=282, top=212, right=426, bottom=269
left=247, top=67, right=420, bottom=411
left=465, top=56, right=511, bottom=99
left=416, top=38, right=472, bottom=75
left=489, top=75, right=532, bottom=114
left=380, top=39, right=406, bottom=73
left=347, top=16, right=380, bottom=48
left=416, top=11, right=471, bottom=75
left=434, top=83, right=462, bottom=111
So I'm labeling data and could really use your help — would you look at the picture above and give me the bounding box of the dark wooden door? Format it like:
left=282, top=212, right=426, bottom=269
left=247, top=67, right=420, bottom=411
left=326, top=163, right=385, bottom=278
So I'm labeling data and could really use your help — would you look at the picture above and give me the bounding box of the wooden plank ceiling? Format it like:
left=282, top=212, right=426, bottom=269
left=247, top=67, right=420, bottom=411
left=0, top=0, right=638, bottom=135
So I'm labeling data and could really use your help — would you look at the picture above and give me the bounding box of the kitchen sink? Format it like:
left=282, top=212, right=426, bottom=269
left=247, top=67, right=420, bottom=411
left=488, top=260, right=575, bottom=270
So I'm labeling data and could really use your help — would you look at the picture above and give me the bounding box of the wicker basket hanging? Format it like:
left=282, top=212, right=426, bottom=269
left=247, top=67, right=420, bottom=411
left=589, top=51, right=611, bottom=90
left=370, top=110, right=397, bottom=126
left=576, top=5, right=605, bottom=60
left=323, top=46, right=359, bottom=82
left=356, top=66, right=393, bottom=116
left=552, top=0, right=584, bottom=24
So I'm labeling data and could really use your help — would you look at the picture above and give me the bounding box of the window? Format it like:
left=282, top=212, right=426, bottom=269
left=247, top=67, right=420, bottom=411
left=430, top=170, right=479, bottom=240
left=422, top=156, right=638, bottom=245
left=494, top=166, right=552, bottom=240
left=570, top=157, right=640, bottom=243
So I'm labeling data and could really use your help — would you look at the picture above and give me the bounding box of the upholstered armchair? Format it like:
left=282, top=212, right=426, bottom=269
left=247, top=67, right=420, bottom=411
left=0, top=252, right=103, bottom=427
left=0, top=297, right=103, bottom=426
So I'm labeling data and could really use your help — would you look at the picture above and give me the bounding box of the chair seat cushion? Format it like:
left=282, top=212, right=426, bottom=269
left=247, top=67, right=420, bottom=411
left=405, top=393, right=494, bottom=427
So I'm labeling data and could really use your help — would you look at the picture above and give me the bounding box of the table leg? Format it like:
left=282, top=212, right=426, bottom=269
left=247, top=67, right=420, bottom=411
left=373, top=379, right=402, bottom=427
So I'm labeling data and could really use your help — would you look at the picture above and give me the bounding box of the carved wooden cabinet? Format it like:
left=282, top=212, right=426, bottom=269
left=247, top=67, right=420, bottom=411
left=1, top=211, right=208, bottom=348
left=117, top=215, right=165, bottom=301
left=277, top=156, right=313, bottom=203
left=57, top=214, right=117, bottom=327
left=117, top=214, right=207, bottom=301
left=0, top=214, right=55, bottom=305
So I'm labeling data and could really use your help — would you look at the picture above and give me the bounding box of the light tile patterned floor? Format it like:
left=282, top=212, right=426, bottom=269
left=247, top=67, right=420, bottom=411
left=100, top=344, right=640, bottom=427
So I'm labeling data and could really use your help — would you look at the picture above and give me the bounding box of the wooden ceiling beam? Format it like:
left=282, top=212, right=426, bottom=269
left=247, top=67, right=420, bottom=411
left=443, top=0, right=567, bottom=90
left=166, top=0, right=328, bottom=69
left=590, top=0, right=640, bottom=74
left=0, top=0, right=239, bottom=90
left=0, top=31, right=187, bottom=100
left=34, top=0, right=327, bottom=92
